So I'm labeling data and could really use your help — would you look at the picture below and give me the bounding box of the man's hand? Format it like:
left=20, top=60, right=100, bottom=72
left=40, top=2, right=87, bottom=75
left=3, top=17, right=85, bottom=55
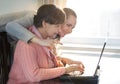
left=31, top=36, right=62, bottom=51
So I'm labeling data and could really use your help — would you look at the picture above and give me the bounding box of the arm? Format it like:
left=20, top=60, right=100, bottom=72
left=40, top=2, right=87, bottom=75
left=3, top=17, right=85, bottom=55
left=16, top=41, right=83, bottom=82
left=16, top=41, right=65, bottom=82
left=6, top=11, right=35, bottom=42
left=0, top=11, right=33, bottom=32
left=57, top=56, right=85, bottom=68
left=0, top=11, right=34, bottom=26
left=5, top=11, right=58, bottom=49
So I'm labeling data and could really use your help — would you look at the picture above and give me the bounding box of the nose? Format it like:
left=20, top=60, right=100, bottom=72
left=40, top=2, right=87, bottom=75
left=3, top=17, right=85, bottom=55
left=65, top=28, right=72, bottom=35
left=67, top=29, right=72, bottom=34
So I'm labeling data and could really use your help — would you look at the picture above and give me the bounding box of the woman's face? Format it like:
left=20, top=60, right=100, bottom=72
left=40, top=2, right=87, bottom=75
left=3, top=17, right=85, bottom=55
left=45, top=23, right=62, bottom=39
left=60, top=15, right=76, bottom=37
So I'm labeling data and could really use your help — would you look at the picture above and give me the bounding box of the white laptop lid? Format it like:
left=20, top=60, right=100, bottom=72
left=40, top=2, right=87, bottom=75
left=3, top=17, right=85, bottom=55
left=67, top=42, right=106, bottom=77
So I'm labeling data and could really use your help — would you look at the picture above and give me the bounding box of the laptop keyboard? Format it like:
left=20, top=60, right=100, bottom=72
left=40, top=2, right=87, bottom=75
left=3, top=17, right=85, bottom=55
left=60, top=73, right=99, bottom=80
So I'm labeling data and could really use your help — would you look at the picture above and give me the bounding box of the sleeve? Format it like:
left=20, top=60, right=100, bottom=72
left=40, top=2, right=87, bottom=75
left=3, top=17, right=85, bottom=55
left=16, top=41, right=66, bottom=82
left=6, top=11, right=36, bottom=43
left=0, top=11, right=33, bottom=26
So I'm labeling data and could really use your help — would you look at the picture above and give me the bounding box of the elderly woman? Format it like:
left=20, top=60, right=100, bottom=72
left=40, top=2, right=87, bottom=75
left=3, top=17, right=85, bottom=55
left=7, top=4, right=84, bottom=84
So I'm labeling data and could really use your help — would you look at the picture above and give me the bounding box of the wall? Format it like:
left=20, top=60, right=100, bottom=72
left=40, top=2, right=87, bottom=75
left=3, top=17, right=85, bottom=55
left=0, top=0, right=38, bottom=15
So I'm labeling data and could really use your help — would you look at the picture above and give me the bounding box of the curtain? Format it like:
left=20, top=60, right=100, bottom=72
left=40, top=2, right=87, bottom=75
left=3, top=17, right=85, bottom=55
left=37, top=0, right=67, bottom=9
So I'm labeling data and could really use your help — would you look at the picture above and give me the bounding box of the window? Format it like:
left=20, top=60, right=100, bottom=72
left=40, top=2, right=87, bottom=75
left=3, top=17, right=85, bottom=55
left=65, top=0, right=120, bottom=38
left=60, top=0, right=120, bottom=58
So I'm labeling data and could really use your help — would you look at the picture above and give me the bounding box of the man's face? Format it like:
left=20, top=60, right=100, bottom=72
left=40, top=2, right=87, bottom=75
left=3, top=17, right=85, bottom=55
left=60, top=15, right=76, bottom=37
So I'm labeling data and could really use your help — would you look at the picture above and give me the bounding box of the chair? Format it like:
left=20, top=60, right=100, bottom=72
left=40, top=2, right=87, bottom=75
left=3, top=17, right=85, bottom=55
left=0, top=32, right=14, bottom=84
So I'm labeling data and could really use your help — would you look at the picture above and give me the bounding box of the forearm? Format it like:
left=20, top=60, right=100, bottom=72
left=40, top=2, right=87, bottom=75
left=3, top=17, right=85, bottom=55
left=30, top=36, right=46, bottom=46
left=57, top=56, right=73, bottom=65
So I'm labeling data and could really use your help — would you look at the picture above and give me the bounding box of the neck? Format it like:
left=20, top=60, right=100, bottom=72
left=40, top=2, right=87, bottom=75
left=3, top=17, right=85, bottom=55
left=38, top=27, right=48, bottom=39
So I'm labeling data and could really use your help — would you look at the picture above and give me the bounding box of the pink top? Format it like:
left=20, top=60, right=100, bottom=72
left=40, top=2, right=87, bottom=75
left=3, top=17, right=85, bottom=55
left=7, top=26, right=65, bottom=84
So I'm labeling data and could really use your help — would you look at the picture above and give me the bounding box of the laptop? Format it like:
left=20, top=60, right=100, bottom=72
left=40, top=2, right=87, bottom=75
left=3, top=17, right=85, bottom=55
left=59, top=42, right=106, bottom=84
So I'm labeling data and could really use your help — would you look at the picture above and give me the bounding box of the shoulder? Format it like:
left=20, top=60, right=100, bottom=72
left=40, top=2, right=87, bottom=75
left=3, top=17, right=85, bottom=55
left=17, top=40, right=42, bottom=50
left=0, top=10, right=36, bottom=26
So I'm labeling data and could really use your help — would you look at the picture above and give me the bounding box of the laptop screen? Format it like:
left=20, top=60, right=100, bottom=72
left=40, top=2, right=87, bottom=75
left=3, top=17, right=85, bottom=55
left=67, top=42, right=106, bottom=77
left=94, top=42, right=106, bottom=76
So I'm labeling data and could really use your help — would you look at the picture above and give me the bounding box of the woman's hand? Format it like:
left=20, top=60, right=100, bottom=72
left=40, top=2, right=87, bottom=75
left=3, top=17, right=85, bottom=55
left=71, top=60, right=85, bottom=70
left=57, top=60, right=65, bottom=67
left=65, top=64, right=85, bottom=74
left=58, top=57, right=85, bottom=69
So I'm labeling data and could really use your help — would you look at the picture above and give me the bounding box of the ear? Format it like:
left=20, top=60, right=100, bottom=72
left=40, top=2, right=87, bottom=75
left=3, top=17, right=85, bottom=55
left=42, top=20, right=47, bottom=28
